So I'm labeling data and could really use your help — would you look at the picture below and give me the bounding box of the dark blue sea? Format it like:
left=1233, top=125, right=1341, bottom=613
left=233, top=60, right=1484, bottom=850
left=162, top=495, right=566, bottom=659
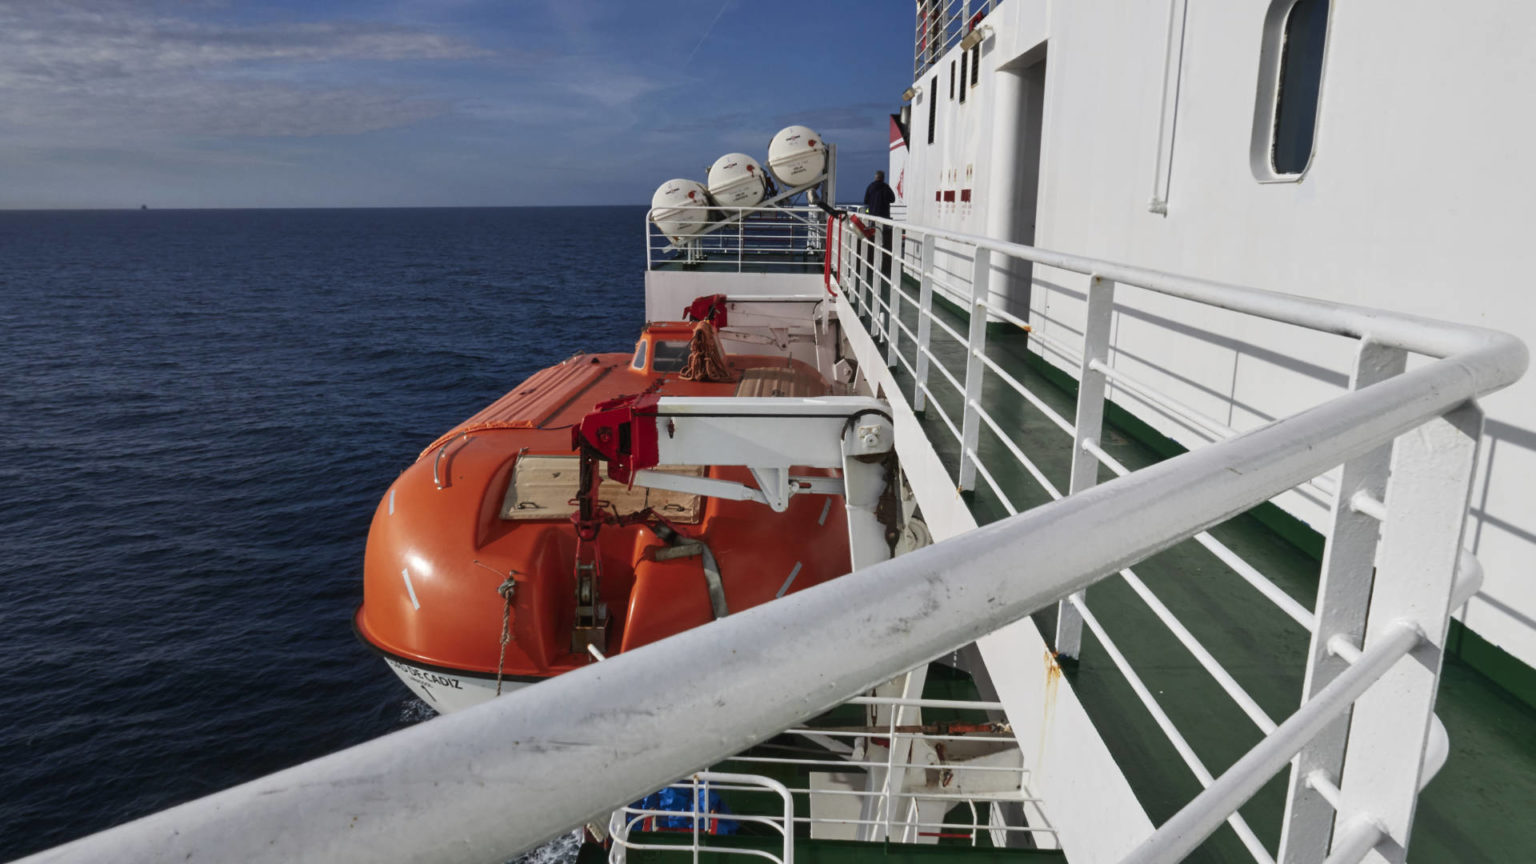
left=0, top=207, right=647, bottom=860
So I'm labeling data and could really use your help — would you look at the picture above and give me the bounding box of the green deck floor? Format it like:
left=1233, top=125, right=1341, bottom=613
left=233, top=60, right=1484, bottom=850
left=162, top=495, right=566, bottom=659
left=855, top=275, right=1536, bottom=862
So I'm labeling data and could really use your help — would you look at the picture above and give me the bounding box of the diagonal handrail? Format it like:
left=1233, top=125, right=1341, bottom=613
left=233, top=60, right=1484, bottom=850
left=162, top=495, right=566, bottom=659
left=834, top=215, right=1526, bottom=862
left=19, top=233, right=1525, bottom=864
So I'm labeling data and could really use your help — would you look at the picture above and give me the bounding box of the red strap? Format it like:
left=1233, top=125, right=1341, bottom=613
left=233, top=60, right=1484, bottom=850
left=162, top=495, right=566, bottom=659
left=824, top=215, right=836, bottom=295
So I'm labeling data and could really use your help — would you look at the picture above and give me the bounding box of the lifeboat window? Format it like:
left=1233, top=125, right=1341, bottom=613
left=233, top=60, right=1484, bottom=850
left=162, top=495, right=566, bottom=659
left=651, top=340, right=692, bottom=373
left=501, top=455, right=705, bottom=523
left=632, top=340, right=647, bottom=369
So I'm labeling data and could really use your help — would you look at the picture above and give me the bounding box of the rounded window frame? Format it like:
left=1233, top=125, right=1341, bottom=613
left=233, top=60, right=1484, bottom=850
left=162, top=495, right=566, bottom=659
left=1249, top=0, right=1334, bottom=183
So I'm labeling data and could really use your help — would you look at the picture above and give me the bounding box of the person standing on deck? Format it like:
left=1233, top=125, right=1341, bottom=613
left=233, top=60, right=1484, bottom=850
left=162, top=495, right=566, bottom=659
left=863, top=171, right=896, bottom=282
left=864, top=170, right=895, bottom=220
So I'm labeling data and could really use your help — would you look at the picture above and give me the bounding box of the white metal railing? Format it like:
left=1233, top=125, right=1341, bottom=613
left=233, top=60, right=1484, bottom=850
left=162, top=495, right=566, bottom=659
left=831, top=210, right=1525, bottom=864
left=914, top=0, right=1002, bottom=79
left=21, top=216, right=1523, bottom=864
left=646, top=206, right=825, bottom=272
left=759, top=693, right=1051, bottom=847
left=608, top=694, right=1052, bottom=860
left=608, top=772, right=794, bottom=864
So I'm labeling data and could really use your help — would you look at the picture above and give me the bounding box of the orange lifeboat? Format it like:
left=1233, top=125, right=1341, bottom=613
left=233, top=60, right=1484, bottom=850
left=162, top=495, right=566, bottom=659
left=354, top=320, right=852, bottom=713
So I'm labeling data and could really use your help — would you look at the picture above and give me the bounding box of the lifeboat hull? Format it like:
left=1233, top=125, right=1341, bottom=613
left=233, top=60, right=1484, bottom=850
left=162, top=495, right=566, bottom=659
left=355, top=324, right=853, bottom=713
left=382, top=653, right=533, bottom=713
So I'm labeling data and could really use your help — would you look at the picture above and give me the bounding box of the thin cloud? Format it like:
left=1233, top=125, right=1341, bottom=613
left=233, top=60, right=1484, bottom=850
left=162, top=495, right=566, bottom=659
left=683, top=0, right=732, bottom=68
left=0, top=1, right=483, bottom=139
left=0, top=0, right=916, bottom=207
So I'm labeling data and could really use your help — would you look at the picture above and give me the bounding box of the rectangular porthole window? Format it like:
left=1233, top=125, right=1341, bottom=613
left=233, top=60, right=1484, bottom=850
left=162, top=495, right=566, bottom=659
left=928, top=75, right=938, bottom=144
left=960, top=51, right=968, bottom=103
left=1250, top=0, right=1330, bottom=180
left=949, top=60, right=955, bottom=99
left=970, top=46, right=980, bottom=87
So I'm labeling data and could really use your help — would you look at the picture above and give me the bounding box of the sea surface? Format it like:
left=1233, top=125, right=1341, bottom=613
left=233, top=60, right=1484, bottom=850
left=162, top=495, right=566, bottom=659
left=0, top=207, right=647, bottom=859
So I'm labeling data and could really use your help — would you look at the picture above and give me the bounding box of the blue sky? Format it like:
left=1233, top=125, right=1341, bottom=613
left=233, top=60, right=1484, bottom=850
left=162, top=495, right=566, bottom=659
left=0, top=0, right=912, bottom=208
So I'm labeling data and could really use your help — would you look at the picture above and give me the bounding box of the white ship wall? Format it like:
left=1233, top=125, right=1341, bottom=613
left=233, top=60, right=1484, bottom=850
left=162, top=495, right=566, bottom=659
left=644, top=270, right=817, bottom=323
left=900, top=2, right=1536, bottom=670
left=903, top=1, right=1048, bottom=321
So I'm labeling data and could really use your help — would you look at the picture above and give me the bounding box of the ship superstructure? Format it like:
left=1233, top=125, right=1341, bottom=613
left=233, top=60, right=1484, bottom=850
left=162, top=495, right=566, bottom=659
left=18, top=3, right=1535, bottom=864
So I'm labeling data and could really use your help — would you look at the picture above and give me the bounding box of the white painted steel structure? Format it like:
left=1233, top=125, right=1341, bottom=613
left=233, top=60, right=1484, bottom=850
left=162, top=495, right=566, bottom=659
left=645, top=206, right=827, bottom=272
left=913, top=1, right=1002, bottom=78
left=605, top=694, right=1051, bottom=862
left=626, top=395, right=896, bottom=571
left=19, top=211, right=1523, bottom=863
left=901, top=0, right=1536, bottom=678
left=831, top=210, right=1524, bottom=863
left=608, top=772, right=795, bottom=864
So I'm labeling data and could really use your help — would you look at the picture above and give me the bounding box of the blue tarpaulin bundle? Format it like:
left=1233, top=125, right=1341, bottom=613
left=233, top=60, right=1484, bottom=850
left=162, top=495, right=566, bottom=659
left=632, top=787, right=739, bottom=835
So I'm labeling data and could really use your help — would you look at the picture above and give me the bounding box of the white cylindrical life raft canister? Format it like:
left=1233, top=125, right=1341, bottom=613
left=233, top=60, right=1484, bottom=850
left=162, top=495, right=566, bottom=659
left=650, top=179, right=714, bottom=244
left=707, top=153, right=768, bottom=208
left=766, top=125, right=827, bottom=188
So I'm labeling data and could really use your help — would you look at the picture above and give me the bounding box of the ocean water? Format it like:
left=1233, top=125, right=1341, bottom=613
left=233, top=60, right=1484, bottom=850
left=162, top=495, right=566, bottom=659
left=0, top=207, right=647, bottom=859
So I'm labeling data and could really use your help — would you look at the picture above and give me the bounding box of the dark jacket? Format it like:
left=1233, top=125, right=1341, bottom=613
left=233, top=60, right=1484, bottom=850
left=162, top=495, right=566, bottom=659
left=863, top=180, right=896, bottom=219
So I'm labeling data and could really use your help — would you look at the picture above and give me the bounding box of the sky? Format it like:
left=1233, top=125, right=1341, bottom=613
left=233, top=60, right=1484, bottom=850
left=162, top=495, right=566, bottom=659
left=0, top=0, right=913, bottom=209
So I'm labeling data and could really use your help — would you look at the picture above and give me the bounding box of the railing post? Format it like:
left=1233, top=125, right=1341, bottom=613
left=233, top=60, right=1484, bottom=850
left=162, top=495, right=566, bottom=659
left=914, top=234, right=936, bottom=413
left=877, top=227, right=890, bottom=344
left=854, top=227, right=869, bottom=321
left=887, top=225, right=905, bottom=368
left=692, top=776, right=703, bottom=864
left=841, top=221, right=855, bottom=308
left=737, top=212, right=745, bottom=273
left=860, top=227, right=872, bottom=321
left=868, top=229, right=880, bottom=337
left=1054, top=274, right=1115, bottom=658
left=1278, top=339, right=1405, bottom=864
left=1330, top=401, right=1481, bottom=863
left=848, top=223, right=858, bottom=308
left=957, top=247, right=991, bottom=491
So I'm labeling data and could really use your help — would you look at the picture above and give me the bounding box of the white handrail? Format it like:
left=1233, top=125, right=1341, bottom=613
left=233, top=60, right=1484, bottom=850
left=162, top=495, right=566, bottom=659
left=831, top=211, right=1524, bottom=861
left=1120, top=622, right=1424, bottom=864
left=849, top=213, right=1521, bottom=365
left=21, top=219, right=1524, bottom=864
left=609, top=772, right=794, bottom=864
left=1073, top=597, right=1277, bottom=864
left=646, top=205, right=826, bottom=272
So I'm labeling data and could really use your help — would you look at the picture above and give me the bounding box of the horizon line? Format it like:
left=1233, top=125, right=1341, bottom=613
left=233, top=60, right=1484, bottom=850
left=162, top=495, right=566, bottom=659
left=0, top=203, right=657, bottom=212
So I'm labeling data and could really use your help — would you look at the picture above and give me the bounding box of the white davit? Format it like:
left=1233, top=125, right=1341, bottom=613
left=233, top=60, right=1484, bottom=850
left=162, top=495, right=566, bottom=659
left=707, top=153, right=768, bottom=208
left=650, top=179, right=714, bottom=244
left=766, top=125, right=827, bottom=188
